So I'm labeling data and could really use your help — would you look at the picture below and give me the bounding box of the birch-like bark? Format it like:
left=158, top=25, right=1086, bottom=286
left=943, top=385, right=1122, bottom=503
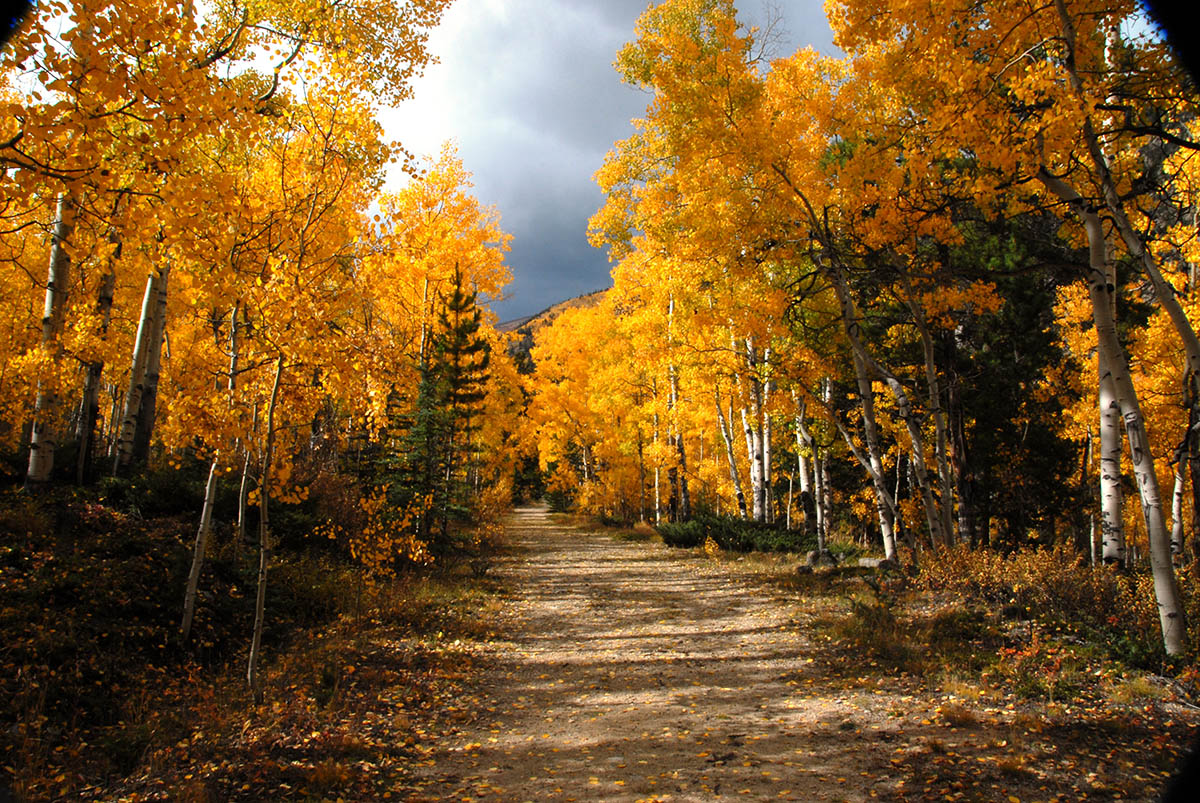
left=1058, top=0, right=1200, bottom=554
left=1052, top=0, right=1200, bottom=390
left=1098, top=342, right=1126, bottom=564
left=1041, top=168, right=1187, bottom=655
left=183, top=303, right=242, bottom=639
left=831, top=285, right=903, bottom=554
left=716, top=387, right=748, bottom=518
left=795, top=393, right=825, bottom=547
left=652, top=380, right=661, bottom=524
left=248, top=355, right=285, bottom=701
left=842, top=353, right=898, bottom=560
left=814, top=451, right=828, bottom=551
left=665, top=296, right=690, bottom=520
left=132, top=263, right=171, bottom=463
left=817, top=378, right=833, bottom=539
left=112, top=270, right=160, bottom=474
left=741, top=404, right=764, bottom=522
left=26, top=194, right=77, bottom=488
left=813, top=262, right=899, bottom=554
left=831, top=266, right=948, bottom=548
left=762, top=372, right=774, bottom=523
left=1188, top=401, right=1200, bottom=562
left=236, top=445, right=252, bottom=546
left=668, top=366, right=690, bottom=520
left=743, top=340, right=768, bottom=522
left=794, top=404, right=814, bottom=539
left=1172, top=458, right=1187, bottom=557
left=181, top=455, right=219, bottom=640
left=637, top=428, right=647, bottom=523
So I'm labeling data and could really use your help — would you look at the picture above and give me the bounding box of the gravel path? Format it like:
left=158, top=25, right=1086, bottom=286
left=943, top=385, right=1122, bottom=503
left=405, top=506, right=880, bottom=802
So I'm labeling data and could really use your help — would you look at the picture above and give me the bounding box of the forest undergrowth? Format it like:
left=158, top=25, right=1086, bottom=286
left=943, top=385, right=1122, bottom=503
left=637, top=520, right=1200, bottom=800
left=0, top=484, right=508, bottom=802
left=6, top=492, right=1200, bottom=801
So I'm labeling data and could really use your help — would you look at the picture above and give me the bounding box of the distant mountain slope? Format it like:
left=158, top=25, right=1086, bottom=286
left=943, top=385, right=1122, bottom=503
left=497, top=289, right=606, bottom=333
left=499, top=289, right=606, bottom=371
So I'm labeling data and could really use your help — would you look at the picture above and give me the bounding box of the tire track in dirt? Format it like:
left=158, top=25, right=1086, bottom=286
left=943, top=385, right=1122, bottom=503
left=403, top=506, right=888, bottom=802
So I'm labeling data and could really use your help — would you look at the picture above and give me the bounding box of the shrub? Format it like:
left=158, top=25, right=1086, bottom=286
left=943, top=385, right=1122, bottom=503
left=656, top=519, right=704, bottom=548
left=916, top=544, right=1184, bottom=669
left=985, top=629, right=1090, bottom=702
left=654, top=514, right=817, bottom=554
left=834, top=582, right=910, bottom=666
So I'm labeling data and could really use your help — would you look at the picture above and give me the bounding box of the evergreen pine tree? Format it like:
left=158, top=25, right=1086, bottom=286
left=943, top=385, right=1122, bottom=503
left=401, top=265, right=491, bottom=550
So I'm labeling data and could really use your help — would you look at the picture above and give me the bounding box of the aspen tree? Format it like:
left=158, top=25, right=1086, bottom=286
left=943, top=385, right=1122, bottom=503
left=248, top=355, right=284, bottom=702
left=1040, top=169, right=1187, bottom=654
left=25, top=195, right=76, bottom=488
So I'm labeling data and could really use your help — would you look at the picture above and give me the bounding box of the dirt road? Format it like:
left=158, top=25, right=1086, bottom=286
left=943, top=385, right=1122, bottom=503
left=405, top=506, right=888, bottom=802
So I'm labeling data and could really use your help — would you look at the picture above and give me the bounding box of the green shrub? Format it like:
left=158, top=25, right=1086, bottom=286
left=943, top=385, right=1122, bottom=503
left=834, top=582, right=910, bottom=667
left=656, top=519, right=704, bottom=548
left=654, top=514, right=817, bottom=554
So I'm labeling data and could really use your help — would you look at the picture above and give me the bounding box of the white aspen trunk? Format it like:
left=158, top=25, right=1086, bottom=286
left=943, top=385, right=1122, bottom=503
left=815, top=263, right=898, bottom=558
left=763, top=375, right=774, bottom=524
left=831, top=266, right=947, bottom=548
left=665, top=295, right=690, bottom=520
left=885, top=373, right=948, bottom=548
left=819, top=378, right=832, bottom=541
left=716, top=388, right=748, bottom=518
left=418, top=277, right=431, bottom=371
left=26, top=194, right=77, bottom=488
left=668, top=365, right=690, bottom=520
left=1058, top=1, right=1200, bottom=561
left=236, top=446, right=252, bottom=546
left=652, top=394, right=661, bottom=524
left=744, top=339, right=767, bottom=521
left=947, top=330, right=977, bottom=544
left=1052, top=0, right=1200, bottom=390
left=794, top=393, right=823, bottom=543
left=229, top=301, right=241, bottom=390
left=742, top=405, right=764, bottom=522
left=248, top=355, right=285, bottom=702
left=814, top=451, right=828, bottom=552
left=637, top=428, right=647, bottom=523
left=1091, top=515, right=1098, bottom=567
left=654, top=464, right=661, bottom=524
left=786, top=475, right=793, bottom=529
left=795, top=415, right=813, bottom=536
left=133, top=262, right=171, bottom=463
left=849, top=351, right=898, bottom=561
left=183, top=302, right=242, bottom=639
left=1041, top=168, right=1187, bottom=655
left=905, top=280, right=956, bottom=543
left=104, top=383, right=122, bottom=458
left=1172, top=458, right=1187, bottom=557
left=1098, top=343, right=1126, bottom=563
left=182, top=455, right=220, bottom=640
left=835, top=410, right=899, bottom=525
left=795, top=416, right=812, bottom=497
left=112, top=270, right=160, bottom=474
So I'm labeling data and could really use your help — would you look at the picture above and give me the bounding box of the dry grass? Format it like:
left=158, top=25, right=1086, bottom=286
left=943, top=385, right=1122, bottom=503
left=938, top=702, right=981, bottom=727
left=1107, top=674, right=1168, bottom=705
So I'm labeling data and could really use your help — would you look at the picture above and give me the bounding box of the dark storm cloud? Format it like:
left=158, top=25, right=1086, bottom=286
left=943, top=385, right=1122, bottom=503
left=385, top=0, right=835, bottom=321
